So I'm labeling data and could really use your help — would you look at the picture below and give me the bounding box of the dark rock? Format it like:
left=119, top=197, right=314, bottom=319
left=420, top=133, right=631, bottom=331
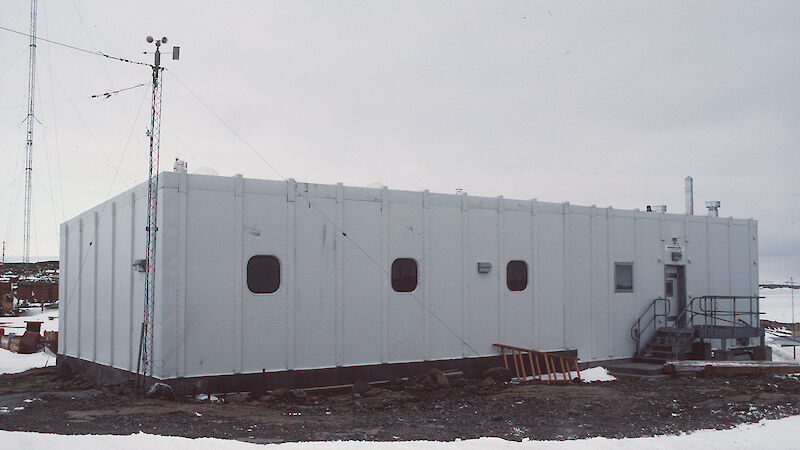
left=481, top=367, right=511, bottom=383
left=450, top=378, right=467, bottom=388
left=227, top=393, right=249, bottom=403
left=352, top=381, right=371, bottom=394
left=56, top=360, right=74, bottom=379
left=272, top=388, right=292, bottom=399
left=666, top=402, right=679, bottom=411
left=145, top=382, right=175, bottom=401
left=416, top=374, right=434, bottom=386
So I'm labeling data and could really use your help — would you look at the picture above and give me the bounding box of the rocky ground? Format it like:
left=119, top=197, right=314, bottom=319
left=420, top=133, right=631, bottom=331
left=1, top=366, right=799, bottom=443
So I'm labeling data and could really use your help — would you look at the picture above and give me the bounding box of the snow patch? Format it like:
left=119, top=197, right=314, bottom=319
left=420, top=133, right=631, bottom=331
left=2, top=415, right=800, bottom=448
left=579, top=366, right=616, bottom=382
left=0, top=348, right=56, bottom=375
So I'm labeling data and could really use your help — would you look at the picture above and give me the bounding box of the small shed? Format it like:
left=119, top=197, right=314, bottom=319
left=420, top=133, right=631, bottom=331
left=58, top=170, right=761, bottom=392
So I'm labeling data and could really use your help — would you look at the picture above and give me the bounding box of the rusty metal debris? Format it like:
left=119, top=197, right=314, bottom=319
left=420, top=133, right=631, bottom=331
left=0, top=321, right=56, bottom=354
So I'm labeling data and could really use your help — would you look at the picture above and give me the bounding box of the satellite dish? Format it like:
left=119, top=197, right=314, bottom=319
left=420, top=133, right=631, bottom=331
left=193, top=166, right=219, bottom=176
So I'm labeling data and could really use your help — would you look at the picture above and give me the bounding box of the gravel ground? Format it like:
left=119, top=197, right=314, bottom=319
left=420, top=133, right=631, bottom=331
left=1, top=366, right=800, bottom=443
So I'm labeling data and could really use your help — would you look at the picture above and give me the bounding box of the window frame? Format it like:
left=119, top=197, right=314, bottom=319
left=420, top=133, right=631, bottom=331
left=506, top=260, right=528, bottom=292
left=391, top=258, right=418, bottom=293
left=247, top=255, right=281, bottom=294
left=614, top=262, right=634, bottom=293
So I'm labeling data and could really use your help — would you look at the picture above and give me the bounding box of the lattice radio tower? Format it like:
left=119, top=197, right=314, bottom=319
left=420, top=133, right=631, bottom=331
left=22, top=0, right=38, bottom=263
left=135, top=35, right=179, bottom=392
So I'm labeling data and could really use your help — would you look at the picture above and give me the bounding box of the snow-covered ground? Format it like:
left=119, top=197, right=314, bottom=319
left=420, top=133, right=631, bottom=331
left=0, top=307, right=59, bottom=334
left=760, top=288, right=798, bottom=323
left=0, top=308, right=59, bottom=373
left=0, top=348, right=56, bottom=375
left=760, top=288, right=800, bottom=362
left=767, top=335, right=799, bottom=362
left=1, top=414, right=799, bottom=449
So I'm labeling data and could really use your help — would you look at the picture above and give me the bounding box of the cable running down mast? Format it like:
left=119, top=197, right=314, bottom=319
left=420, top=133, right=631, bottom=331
left=23, top=0, right=38, bottom=263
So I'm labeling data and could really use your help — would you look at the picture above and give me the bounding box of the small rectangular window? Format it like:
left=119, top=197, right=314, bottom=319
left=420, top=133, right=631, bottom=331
left=247, top=255, right=280, bottom=294
left=615, top=263, right=633, bottom=292
left=391, top=258, right=418, bottom=292
left=506, top=260, right=528, bottom=291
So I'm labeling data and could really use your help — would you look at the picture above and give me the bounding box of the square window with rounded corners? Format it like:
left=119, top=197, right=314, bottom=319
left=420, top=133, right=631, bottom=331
left=247, top=255, right=280, bottom=294
left=391, top=258, right=418, bottom=292
left=507, top=260, right=528, bottom=291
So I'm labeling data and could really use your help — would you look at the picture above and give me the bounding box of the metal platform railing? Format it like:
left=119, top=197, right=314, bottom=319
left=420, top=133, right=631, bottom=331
left=633, top=295, right=764, bottom=361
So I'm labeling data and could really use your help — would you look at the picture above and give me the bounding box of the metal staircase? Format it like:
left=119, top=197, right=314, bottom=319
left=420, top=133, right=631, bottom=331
left=631, top=296, right=763, bottom=363
left=636, top=327, right=695, bottom=363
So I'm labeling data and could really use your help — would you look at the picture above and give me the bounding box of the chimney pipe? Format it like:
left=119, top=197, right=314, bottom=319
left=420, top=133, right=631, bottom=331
left=685, top=176, right=693, bottom=215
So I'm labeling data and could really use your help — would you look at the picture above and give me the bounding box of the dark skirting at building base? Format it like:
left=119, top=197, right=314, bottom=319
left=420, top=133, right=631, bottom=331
left=57, top=353, right=520, bottom=396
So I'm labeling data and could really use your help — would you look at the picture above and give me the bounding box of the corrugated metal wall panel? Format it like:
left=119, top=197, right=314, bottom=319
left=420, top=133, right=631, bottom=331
left=59, top=173, right=760, bottom=380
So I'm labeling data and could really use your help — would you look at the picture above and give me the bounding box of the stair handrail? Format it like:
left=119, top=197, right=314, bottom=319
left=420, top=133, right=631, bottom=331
left=668, top=296, right=701, bottom=359
left=630, top=297, right=670, bottom=357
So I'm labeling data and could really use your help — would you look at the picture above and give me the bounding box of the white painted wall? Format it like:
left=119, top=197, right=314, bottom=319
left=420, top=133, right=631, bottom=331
left=59, top=172, right=759, bottom=380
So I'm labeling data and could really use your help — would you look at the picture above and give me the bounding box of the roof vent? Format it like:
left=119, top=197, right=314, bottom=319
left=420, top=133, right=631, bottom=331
left=173, top=158, right=187, bottom=173
left=705, top=201, right=720, bottom=217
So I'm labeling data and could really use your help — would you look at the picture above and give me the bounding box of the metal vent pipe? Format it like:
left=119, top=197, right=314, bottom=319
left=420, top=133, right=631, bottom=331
left=685, top=176, right=693, bottom=215
left=705, top=201, right=720, bottom=217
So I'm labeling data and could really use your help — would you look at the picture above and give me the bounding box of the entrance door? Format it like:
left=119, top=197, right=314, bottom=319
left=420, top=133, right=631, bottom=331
left=665, top=265, right=686, bottom=325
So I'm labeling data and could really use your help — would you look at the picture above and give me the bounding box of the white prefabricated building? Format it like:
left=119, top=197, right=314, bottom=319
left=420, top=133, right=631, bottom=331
left=58, top=170, right=760, bottom=391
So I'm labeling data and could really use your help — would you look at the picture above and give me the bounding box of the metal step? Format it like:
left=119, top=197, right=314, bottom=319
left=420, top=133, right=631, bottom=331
left=637, top=325, right=694, bottom=362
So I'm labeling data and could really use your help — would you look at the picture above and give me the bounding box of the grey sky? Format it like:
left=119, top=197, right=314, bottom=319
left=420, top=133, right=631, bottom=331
left=0, top=1, right=797, bottom=281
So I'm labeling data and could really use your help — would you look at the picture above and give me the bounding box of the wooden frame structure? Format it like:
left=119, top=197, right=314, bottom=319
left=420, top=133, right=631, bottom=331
left=493, top=343, right=581, bottom=382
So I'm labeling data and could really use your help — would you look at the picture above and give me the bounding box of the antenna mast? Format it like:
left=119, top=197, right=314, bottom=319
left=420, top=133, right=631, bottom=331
left=136, top=35, right=178, bottom=392
left=23, top=0, right=38, bottom=264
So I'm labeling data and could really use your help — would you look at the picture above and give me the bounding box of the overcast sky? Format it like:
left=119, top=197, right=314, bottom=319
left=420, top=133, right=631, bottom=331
left=0, top=1, right=797, bottom=281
